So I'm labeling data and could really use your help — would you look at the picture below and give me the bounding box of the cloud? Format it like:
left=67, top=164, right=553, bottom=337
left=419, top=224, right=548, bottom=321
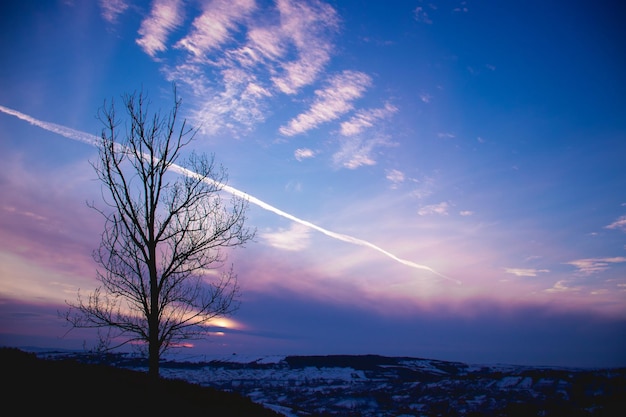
left=136, top=0, right=185, bottom=57
left=245, top=26, right=285, bottom=63
left=174, top=0, right=256, bottom=58
left=386, top=169, right=405, bottom=187
left=331, top=102, right=397, bottom=169
left=261, top=223, right=311, bottom=251
left=184, top=0, right=339, bottom=95
left=418, top=202, right=449, bottom=216
left=459, top=210, right=473, bottom=216
left=413, top=7, right=433, bottom=24
left=155, top=0, right=268, bottom=134
left=565, top=257, right=626, bottom=275
left=284, top=180, right=302, bottom=192
left=332, top=135, right=391, bottom=169
left=410, top=176, right=436, bottom=199
left=279, top=70, right=372, bottom=136
left=437, top=132, right=455, bottom=139
left=504, top=268, right=550, bottom=277
left=294, top=148, right=316, bottom=161
left=99, top=0, right=129, bottom=24
left=187, top=67, right=272, bottom=136
left=453, top=2, right=469, bottom=13
left=605, top=215, right=626, bottom=232
left=152, top=0, right=341, bottom=136
left=544, top=280, right=581, bottom=293
left=339, top=103, right=398, bottom=136
left=270, top=0, right=340, bottom=94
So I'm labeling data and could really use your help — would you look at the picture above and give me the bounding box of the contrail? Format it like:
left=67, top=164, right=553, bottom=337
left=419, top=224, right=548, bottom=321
left=0, top=104, right=459, bottom=284
left=0, top=105, right=98, bottom=146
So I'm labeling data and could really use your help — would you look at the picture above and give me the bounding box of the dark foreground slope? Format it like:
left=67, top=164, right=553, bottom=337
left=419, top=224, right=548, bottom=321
left=1, top=347, right=282, bottom=416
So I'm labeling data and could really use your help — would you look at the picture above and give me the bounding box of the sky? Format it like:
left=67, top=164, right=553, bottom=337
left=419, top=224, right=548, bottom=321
left=1, top=0, right=625, bottom=368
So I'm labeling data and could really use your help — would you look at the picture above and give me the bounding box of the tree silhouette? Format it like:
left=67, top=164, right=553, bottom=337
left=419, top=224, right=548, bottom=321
left=65, top=87, right=255, bottom=379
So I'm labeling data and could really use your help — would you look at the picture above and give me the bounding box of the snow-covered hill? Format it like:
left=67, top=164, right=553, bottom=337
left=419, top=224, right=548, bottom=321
left=34, top=351, right=625, bottom=416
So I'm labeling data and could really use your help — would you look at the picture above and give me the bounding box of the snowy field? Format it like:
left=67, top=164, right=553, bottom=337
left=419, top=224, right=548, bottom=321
left=31, top=349, right=625, bottom=416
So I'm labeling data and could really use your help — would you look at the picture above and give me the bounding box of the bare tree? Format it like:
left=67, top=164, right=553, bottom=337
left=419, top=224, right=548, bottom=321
left=65, top=87, right=255, bottom=379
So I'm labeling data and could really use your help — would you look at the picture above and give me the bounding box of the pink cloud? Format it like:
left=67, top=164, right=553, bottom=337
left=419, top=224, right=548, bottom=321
left=136, top=0, right=185, bottom=57
left=605, top=215, right=626, bottom=232
left=279, top=70, right=371, bottom=136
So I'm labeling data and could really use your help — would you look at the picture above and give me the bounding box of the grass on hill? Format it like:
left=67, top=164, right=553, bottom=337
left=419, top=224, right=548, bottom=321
left=1, top=347, right=283, bottom=416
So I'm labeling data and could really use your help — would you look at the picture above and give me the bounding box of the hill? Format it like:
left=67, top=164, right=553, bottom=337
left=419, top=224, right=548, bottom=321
left=156, top=353, right=626, bottom=416
left=5, top=347, right=626, bottom=416
left=1, top=347, right=283, bottom=416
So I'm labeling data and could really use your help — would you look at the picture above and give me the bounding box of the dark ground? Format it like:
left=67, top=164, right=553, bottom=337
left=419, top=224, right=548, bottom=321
left=1, top=347, right=283, bottom=416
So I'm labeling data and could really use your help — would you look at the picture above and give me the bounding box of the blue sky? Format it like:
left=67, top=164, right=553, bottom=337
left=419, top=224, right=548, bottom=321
left=1, top=0, right=625, bottom=368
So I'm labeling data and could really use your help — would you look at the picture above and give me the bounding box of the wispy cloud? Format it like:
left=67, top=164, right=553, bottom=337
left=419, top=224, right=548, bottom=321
left=136, top=0, right=185, bottom=57
left=187, top=67, right=272, bottom=136
left=459, top=210, right=473, bottom=216
left=294, top=148, right=316, bottom=161
left=419, top=93, right=432, bottom=103
left=453, top=1, right=469, bottom=13
left=413, top=6, right=433, bottom=24
left=544, top=280, right=581, bottom=293
left=175, top=0, right=256, bottom=58
left=279, top=70, right=372, bottom=136
left=149, top=0, right=341, bottom=136
left=410, top=176, right=435, bottom=199
left=605, top=215, right=626, bottom=232
left=332, top=135, right=391, bottom=169
left=2, top=205, right=47, bottom=223
left=566, top=257, right=626, bottom=275
left=331, top=102, right=397, bottom=169
left=504, top=268, right=550, bottom=277
left=261, top=223, right=311, bottom=251
left=386, top=169, right=405, bottom=188
left=418, top=202, right=449, bottom=216
left=339, top=103, right=397, bottom=136
left=158, top=0, right=264, bottom=134
left=99, top=0, right=129, bottom=24
left=270, top=0, right=340, bottom=95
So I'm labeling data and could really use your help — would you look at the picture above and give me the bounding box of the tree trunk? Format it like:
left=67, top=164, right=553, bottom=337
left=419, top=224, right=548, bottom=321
left=148, top=244, right=160, bottom=379
left=148, top=330, right=159, bottom=380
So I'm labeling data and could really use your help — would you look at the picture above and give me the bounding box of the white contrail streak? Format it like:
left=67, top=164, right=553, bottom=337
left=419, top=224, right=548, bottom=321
left=0, top=105, right=98, bottom=146
left=0, top=104, right=459, bottom=284
left=174, top=165, right=458, bottom=283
